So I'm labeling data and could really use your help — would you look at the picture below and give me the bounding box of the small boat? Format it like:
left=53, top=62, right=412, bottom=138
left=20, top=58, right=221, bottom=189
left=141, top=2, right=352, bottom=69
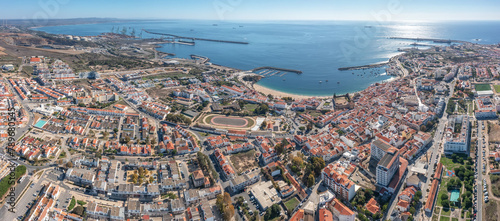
left=283, top=79, right=286, bottom=81
left=213, top=24, right=218, bottom=26
left=319, top=81, right=322, bottom=83
left=326, top=80, right=328, bottom=82
left=337, top=81, right=340, bottom=84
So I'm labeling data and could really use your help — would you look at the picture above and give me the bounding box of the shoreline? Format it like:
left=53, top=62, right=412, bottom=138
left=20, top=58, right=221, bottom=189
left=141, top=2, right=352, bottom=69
left=251, top=75, right=400, bottom=100
left=252, top=83, right=331, bottom=100
left=33, top=24, right=410, bottom=99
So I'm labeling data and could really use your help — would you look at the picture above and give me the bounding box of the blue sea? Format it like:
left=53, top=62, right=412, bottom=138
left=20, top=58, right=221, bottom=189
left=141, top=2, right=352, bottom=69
left=34, top=20, right=500, bottom=96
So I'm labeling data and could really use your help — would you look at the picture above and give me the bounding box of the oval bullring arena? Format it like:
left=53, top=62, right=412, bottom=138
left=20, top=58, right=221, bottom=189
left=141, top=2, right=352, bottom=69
left=211, top=116, right=249, bottom=127
left=201, top=114, right=256, bottom=130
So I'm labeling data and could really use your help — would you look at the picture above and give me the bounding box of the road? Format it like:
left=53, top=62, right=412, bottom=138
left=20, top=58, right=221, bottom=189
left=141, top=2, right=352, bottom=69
left=415, top=81, right=455, bottom=219
left=476, top=121, right=483, bottom=221
left=385, top=171, right=409, bottom=219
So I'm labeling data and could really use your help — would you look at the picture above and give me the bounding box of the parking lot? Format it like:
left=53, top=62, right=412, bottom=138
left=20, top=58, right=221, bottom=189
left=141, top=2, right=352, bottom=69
left=2, top=174, right=45, bottom=221
left=231, top=188, right=267, bottom=221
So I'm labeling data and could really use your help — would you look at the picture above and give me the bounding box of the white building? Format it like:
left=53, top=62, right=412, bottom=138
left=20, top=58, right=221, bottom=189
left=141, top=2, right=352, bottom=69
left=229, top=170, right=260, bottom=192
left=376, top=148, right=400, bottom=187
left=33, top=104, right=64, bottom=116
left=443, top=115, right=470, bottom=154
left=327, top=198, right=356, bottom=221
left=1, top=64, right=14, bottom=71
left=371, top=139, right=394, bottom=161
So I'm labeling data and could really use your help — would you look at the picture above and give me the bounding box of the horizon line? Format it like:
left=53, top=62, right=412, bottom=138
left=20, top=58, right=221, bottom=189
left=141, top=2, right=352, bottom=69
left=3, top=17, right=500, bottom=22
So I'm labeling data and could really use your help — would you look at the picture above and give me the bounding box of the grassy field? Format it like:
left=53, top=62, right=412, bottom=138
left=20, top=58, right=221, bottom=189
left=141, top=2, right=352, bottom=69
left=440, top=155, right=466, bottom=170
left=284, top=197, right=300, bottom=213
left=243, top=104, right=259, bottom=112
left=475, top=84, right=492, bottom=91
left=204, top=115, right=215, bottom=124
left=432, top=215, right=439, bottom=221
left=441, top=208, right=451, bottom=216
left=494, top=85, right=500, bottom=93
left=437, top=178, right=450, bottom=207
left=21, top=65, right=33, bottom=76
left=439, top=216, right=450, bottom=221
left=451, top=218, right=458, bottom=221
left=305, top=110, right=323, bottom=118
left=142, top=72, right=190, bottom=80
left=246, top=118, right=256, bottom=128
left=434, top=207, right=441, bottom=214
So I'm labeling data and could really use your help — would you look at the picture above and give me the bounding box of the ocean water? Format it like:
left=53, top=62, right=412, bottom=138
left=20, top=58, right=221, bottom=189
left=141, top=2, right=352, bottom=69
left=34, top=20, right=500, bottom=96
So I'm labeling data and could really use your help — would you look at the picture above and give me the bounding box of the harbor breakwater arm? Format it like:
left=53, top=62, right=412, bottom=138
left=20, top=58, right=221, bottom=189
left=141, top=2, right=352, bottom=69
left=252, top=66, right=303, bottom=74
left=143, top=30, right=249, bottom=44
left=388, top=37, right=468, bottom=44
left=338, top=62, right=389, bottom=71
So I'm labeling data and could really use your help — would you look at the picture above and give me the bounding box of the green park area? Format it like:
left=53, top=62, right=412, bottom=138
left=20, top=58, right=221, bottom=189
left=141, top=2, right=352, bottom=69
left=494, top=85, right=500, bottom=93
left=475, top=84, right=491, bottom=91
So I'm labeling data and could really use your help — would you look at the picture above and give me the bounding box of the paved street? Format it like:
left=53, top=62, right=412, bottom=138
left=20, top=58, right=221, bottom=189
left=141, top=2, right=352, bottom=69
left=476, top=121, right=484, bottom=221
left=418, top=81, right=454, bottom=220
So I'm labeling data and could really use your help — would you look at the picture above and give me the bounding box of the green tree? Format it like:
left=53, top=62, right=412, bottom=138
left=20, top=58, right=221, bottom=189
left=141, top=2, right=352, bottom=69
left=275, top=143, right=284, bottom=155
left=260, top=121, right=268, bottom=130
left=72, top=205, right=85, bottom=216
left=307, top=174, right=315, bottom=187
left=441, top=194, right=448, bottom=201
left=415, top=190, right=422, bottom=199
left=254, top=104, right=269, bottom=115
left=311, top=157, right=326, bottom=175
left=306, top=122, right=313, bottom=131
left=442, top=200, right=450, bottom=208
left=409, top=207, right=416, bottom=214
left=103, top=131, right=109, bottom=139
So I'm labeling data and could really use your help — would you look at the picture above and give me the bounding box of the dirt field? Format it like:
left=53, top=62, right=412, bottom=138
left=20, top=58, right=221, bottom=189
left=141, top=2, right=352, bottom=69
left=484, top=199, right=499, bottom=221
left=0, top=46, right=6, bottom=56
left=228, top=150, right=258, bottom=174
left=488, top=122, right=500, bottom=143
left=146, top=86, right=185, bottom=98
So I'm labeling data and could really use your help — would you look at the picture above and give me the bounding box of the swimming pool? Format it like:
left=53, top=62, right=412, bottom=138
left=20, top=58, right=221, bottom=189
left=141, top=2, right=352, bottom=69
left=450, top=189, right=460, bottom=202
left=34, top=120, right=47, bottom=128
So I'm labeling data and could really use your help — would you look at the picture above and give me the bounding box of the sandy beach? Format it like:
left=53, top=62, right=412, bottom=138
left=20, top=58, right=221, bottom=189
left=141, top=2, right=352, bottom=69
left=253, top=83, right=331, bottom=100
left=252, top=75, right=400, bottom=100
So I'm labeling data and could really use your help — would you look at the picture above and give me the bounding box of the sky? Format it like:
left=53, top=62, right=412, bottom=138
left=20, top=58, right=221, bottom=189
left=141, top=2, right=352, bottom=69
left=2, top=0, right=500, bottom=21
